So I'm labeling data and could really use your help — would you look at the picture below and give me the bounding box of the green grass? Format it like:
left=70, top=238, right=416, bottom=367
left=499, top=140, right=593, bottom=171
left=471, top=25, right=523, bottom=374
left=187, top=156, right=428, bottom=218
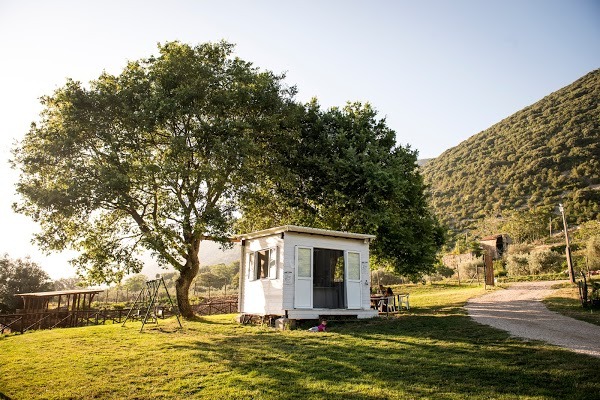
left=1, top=284, right=599, bottom=399
left=543, top=281, right=600, bottom=327
left=389, top=282, right=487, bottom=313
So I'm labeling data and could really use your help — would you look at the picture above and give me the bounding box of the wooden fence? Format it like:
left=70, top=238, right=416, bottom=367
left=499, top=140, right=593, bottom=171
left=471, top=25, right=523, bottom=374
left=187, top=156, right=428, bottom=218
left=0, top=299, right=238, bottom=334
left=0, top=308, right=135, bottom=334
left=192, top=301, right=238, bottom=316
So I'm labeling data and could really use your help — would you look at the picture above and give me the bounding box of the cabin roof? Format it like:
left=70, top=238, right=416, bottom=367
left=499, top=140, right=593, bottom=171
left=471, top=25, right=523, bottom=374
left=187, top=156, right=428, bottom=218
left=237, top=225, right=376, bottom=241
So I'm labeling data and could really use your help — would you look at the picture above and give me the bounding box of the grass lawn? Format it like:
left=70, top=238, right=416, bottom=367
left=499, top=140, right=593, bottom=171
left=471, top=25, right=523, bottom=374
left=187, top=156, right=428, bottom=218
left=543, top=281, right=600, bottom=327
left=2, top=283, right=599, bottom=399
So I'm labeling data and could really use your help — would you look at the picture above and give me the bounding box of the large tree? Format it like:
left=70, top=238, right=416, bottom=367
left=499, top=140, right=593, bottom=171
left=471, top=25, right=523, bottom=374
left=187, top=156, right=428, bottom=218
left=0, top=255, right=52, bottom=313
left=501, top=207, right=553, bottom=244
left=238, top=101, right=445, bottom=275
left=12, top=41, right=295, bottom=318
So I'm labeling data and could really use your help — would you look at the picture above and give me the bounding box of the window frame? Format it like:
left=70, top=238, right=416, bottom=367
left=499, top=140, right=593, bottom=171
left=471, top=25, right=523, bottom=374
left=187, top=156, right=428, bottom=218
left=248, top=247, right=278, bottom=281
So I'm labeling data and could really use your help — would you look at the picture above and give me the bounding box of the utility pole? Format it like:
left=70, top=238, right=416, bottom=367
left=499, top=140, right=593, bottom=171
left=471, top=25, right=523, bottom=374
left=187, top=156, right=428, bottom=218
left=558, top=204, right=575, bottom=283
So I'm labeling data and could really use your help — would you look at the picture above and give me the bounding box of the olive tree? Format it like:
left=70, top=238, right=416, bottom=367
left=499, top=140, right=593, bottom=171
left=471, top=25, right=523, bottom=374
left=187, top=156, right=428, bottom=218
left=12, top=41, right=295, bottom=318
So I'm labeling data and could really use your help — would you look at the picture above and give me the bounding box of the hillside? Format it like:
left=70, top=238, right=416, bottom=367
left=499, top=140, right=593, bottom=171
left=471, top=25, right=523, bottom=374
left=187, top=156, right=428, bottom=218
left=417, top=158, right=434, bottom=167
left=140, top=241, right=238, bottom=278
left=422, top=69, right=600, bottom=232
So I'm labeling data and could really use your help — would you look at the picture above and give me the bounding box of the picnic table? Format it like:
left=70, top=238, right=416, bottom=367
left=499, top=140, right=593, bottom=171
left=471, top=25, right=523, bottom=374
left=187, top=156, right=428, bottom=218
left=370, top=293, right=410, bottom=314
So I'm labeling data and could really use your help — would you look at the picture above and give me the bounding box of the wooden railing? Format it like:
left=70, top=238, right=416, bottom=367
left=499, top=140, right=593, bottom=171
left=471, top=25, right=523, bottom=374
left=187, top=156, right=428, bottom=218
left=0, top=300, right=238, bottom=334
left=192, top=300, right=238, bottom=316
left=0, top=308, right=154, bottom=334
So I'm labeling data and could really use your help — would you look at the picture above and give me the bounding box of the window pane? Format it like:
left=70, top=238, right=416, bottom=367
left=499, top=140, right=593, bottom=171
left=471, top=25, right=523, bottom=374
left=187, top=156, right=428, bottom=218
left=297, top=247, right=311, bottom=278
left=258, top=250, right=268, bottom=279
left=269, top=248, right=277, bottom=279
left=347, top=252, right=360, bottom=280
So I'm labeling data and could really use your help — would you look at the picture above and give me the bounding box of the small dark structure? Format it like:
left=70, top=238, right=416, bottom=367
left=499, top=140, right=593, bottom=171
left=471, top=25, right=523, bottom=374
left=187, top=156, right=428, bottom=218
left=480, top=234, right=511, bottom=259
left=18, top=289, right=103, bottom=315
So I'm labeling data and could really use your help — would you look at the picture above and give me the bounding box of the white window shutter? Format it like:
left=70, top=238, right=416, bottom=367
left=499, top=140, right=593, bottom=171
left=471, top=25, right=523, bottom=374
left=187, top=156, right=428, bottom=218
left=248, top=252, right=256, bottom=281
left=269, top=247, right=278, bottom=279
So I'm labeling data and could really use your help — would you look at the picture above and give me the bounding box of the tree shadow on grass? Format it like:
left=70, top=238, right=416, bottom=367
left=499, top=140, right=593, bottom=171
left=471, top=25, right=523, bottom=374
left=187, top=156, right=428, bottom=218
left=167, top=314, right=600, bottom=399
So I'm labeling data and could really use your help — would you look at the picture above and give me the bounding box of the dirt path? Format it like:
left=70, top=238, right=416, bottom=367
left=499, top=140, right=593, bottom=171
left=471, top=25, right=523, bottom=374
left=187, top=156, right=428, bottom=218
left=465, top=280, right=600, bottom=358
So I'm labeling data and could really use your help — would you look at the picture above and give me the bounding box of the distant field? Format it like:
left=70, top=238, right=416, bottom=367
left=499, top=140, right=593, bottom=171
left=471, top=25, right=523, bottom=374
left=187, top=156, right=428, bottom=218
left=1, top=283, right=599, bottom=399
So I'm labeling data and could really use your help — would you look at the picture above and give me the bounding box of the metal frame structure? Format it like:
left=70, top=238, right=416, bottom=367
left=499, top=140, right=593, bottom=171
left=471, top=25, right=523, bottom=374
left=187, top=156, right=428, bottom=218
left=123, top=277, right=182, bottom=332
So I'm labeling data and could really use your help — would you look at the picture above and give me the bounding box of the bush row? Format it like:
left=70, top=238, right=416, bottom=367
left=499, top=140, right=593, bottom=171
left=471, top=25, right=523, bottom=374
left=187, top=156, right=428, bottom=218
left=496, top=273, right=568, bottom=283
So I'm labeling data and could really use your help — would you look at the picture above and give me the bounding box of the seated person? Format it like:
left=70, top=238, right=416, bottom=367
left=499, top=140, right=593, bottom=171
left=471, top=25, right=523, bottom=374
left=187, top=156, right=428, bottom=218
left=378, top=286, right=394, bottom=311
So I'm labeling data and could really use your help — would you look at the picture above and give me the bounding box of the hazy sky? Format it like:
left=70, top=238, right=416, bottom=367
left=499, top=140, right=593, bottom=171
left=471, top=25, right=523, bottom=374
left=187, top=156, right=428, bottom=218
left=1, top=0, right=599, bottom=279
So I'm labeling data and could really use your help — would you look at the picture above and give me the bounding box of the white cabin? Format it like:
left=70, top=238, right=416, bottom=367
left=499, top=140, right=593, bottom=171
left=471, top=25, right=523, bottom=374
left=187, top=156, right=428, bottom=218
left=237, top=225, right=378, bottom=320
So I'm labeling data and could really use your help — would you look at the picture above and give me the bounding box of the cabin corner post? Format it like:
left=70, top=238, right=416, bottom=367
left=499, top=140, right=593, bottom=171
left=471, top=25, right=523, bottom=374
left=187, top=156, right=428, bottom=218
left=238, top=239, right=246, bottom=313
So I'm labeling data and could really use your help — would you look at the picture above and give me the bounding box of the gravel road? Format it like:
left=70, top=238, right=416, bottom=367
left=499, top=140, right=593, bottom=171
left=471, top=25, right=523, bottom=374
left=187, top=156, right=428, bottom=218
left=465, top=280, right=600, bottom=358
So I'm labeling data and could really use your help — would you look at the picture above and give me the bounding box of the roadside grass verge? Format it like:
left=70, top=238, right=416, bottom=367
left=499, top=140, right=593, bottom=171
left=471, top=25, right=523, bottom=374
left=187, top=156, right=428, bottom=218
left=1, top=284, right=599, bottom=399
left=543, top=281, right=600, bottom=327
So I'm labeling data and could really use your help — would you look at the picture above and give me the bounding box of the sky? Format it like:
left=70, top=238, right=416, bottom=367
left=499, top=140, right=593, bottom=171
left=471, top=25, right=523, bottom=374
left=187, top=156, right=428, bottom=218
left=0, top=0, right=599, bottom=280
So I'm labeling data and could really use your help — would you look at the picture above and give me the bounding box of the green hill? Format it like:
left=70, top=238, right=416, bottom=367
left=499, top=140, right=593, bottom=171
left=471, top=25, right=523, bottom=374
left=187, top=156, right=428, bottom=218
left=422, top=69, right=600, bottom=233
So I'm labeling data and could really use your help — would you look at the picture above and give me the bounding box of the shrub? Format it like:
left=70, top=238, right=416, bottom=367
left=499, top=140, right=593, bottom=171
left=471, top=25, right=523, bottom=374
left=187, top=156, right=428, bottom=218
left=459, top=259, right=483, bottom=279
left=371, top=268, right=405, bottom=286
left=0, top=255, right=52, bottom=312
left=528, top=249, right=563, bottom=275
left=493, top=259, right=507, bottom=277
left=505, top=245, right=566, bottom=277
left=497, top=273, right=568, bottom=283
left=586, top=236, right=600, bottom=270
left=436, top=264, right=455, bottom=278
left=507, top=243, right=533, bottom=255
left=425, top=264, right=455, bottom=283
left=506, top=253, right=529, bottom=276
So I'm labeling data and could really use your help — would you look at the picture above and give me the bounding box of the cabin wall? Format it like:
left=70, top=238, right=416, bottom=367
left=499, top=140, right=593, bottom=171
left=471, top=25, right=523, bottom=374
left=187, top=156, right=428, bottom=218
left=240, top=230, right=375, bottom=318
left=281, top=232, right=372, bottom=312
left=240, top=234, right=285, bottom=315
left=480, top=239, right=499, bottom=259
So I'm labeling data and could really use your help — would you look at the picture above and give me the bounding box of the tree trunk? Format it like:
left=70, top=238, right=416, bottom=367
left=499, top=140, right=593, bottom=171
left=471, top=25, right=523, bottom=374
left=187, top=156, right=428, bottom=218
left=175, top=239, right=201, bottom=319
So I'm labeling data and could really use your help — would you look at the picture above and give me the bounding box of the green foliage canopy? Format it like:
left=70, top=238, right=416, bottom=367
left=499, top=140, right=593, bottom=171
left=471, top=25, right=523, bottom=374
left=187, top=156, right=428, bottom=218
left=12, top=41, right=445, bottom=316
left=123, top=273, right=148, bottom=293
left=586, top=236, right=600, bottom=271
left=238, top=101, right=445, bottom=275
left=12, top=41, right=296, bottom=317
left=195, top=262, right=239, bottom=291
left=52, top=277, right=85, bottom=291
left=574, top=219, right=600, bottom=243
left=501, top=207, right=553, bottom=244
left=505, top=245, right=563, bottom=277
left=0, top=255, right=52, bottom=312
left=576, top=220, right=600, bottom=271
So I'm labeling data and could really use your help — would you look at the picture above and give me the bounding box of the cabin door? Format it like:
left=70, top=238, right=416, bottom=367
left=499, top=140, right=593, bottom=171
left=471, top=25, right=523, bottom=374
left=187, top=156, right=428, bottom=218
left=345, top=251, right=362, bottom=309
left=294, top=246, right=313, bottom=308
